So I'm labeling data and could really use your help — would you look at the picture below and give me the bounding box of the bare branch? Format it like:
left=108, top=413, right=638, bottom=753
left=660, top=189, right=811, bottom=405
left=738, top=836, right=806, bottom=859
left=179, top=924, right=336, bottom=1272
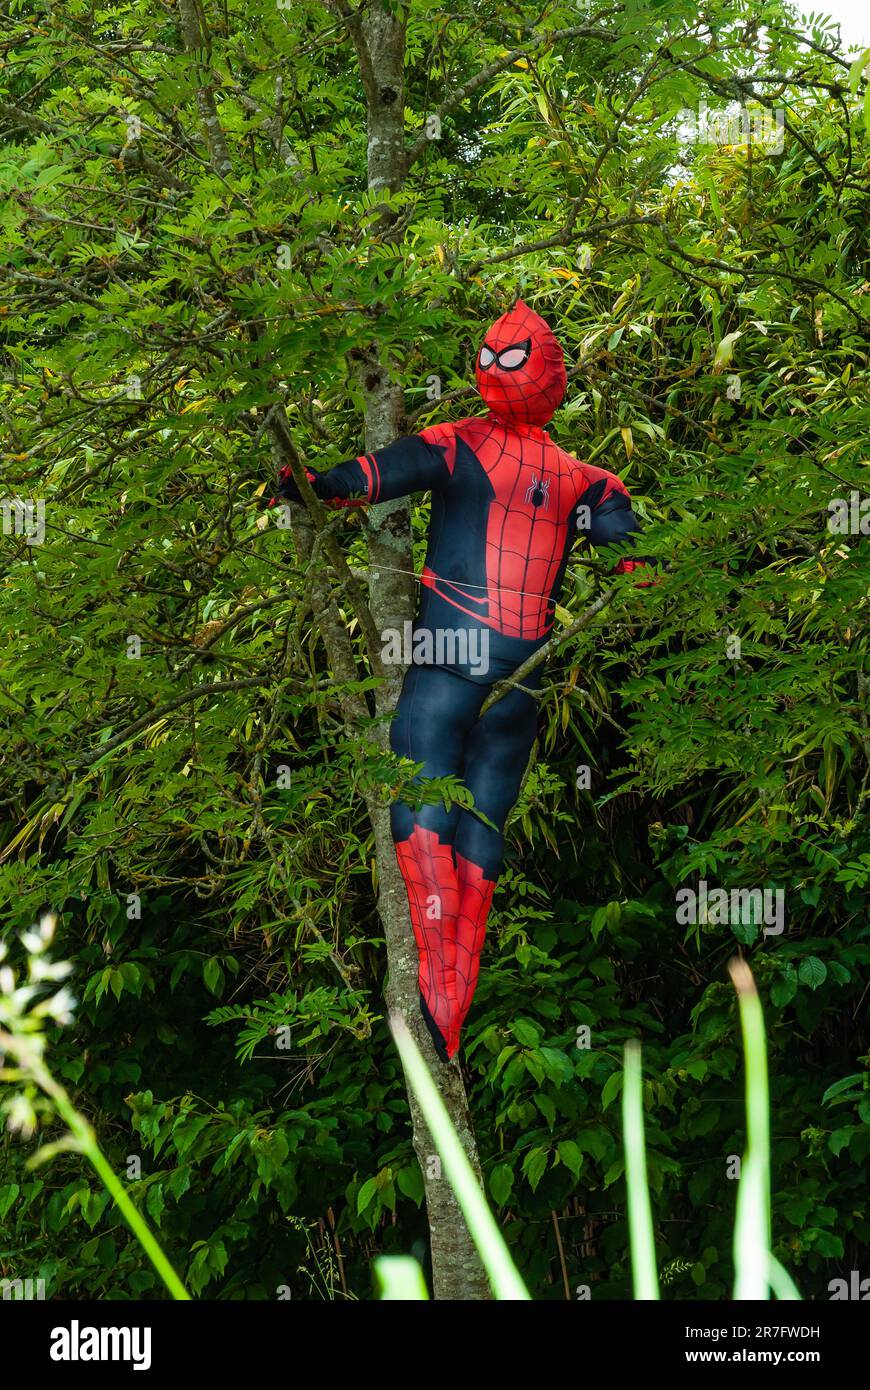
left=481, top=586, right=618, bottom=716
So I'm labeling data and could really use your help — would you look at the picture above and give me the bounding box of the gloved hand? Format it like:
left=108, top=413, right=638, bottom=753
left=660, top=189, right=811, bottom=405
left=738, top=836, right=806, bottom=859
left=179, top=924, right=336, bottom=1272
left=268, top=463, right=317, bottom=507
left=614, top=556, right=657, bottom=587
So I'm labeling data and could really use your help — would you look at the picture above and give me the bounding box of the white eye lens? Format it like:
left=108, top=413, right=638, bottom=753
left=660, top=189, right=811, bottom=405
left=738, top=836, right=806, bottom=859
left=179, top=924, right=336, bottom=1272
left=479, top=346, right=495, bottom=368
left=497, top=345, right=529, bottom=369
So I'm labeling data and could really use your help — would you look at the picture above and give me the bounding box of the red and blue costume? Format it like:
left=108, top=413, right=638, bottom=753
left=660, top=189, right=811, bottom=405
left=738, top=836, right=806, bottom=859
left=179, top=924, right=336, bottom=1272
left=275, top=301, right=646, bottom=1060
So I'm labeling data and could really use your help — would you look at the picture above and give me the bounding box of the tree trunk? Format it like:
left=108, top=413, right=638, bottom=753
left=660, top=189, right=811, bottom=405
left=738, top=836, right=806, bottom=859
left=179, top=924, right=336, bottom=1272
left=338, top=0, right=492, bottom=1300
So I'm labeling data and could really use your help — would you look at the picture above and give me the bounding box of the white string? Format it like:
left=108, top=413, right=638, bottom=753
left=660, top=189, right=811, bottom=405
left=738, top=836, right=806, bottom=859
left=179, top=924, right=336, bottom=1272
left=359, top=560, right=598, bottom=604
left=282, top=511, right=625, bottom=602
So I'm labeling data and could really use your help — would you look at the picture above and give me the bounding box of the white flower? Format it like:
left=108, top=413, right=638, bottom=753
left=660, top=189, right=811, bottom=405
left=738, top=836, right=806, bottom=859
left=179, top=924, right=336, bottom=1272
left=11, top=984, right=41, bottom=1013
left=5, top=1093, right=37, bottom=1138
left=20, top=913, right=57, bottom=956
left=29, top=957, right=74, bottom=984
left=42, top=987, right=77, bottom=1025
left=38, top=913, right=57, bottom=946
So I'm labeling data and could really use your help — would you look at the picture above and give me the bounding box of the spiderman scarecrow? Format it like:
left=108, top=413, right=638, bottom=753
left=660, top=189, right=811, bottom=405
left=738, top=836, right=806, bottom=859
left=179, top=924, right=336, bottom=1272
left=274, top=300, right=646, bottom=1061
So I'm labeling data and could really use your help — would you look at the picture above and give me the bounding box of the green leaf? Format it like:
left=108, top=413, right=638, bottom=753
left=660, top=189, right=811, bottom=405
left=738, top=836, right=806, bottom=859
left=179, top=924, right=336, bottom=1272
left=512, top=1017, right=541, bottom=1047
left=576, top=1128, right=610, bottom=1161
left=203, top=957, right=225, bottom=997
left=603, top=1157, right=625, bottom=1187
left=557, top=1140, right=584, bottom=1177
left=713, top=330, right=742, bottom=370
left=798, top=957, right=827, bottom=990
left=539, top=1047, right=574, bottom=1087
left=396, top=1163, right=425, bottom=1205
left=828, top=1127, right=855, bottom=1156
left=0, top=1183, right=20, bottom=1220
left=535, top=1091, right=557, bottom=1127
left=809, top=1229, right=844, bottom=1258
left=356, top=1177, right=379, bottom=1215
left=822, top=1074, right=864, bottom=1105
left=489, top=1163, right=514, bottom=1207
left=521, top=1147, right=548, bottom=1192
left=601, top=1070, right=624, bottom=1110
left=848, top=48, right=870, bottom=94
left=770, top=974, right=797, bottom=1008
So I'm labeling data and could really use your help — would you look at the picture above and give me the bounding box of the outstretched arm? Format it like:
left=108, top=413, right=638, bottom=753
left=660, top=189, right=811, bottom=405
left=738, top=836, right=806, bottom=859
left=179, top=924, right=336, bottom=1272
left=271, top=426, right=455, bottom=509
left=576, top=466, right=652, bottom=581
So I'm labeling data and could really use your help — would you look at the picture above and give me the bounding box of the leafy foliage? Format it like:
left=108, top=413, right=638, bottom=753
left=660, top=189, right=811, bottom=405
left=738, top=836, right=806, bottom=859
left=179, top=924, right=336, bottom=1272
left=0, top=0, right=868, bottom=1299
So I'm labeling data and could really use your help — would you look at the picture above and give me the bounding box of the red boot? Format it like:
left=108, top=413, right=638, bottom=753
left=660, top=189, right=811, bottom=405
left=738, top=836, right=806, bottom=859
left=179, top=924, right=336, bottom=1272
left=451, top=853, right=496, bottom=1055
left=393, top=826, right=459, bottom=1062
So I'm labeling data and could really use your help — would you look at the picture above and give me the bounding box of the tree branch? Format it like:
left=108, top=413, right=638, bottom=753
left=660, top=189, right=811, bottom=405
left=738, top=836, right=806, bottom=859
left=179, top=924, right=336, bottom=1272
left=481, top=586, right=618, bottom=716
left=73, top=677, right=271, bottom=768
left=264, top=405, right=386, bottom=675
left=178, top=0, right=234, bottom=177
left=404, top=22, right=620, bottom=170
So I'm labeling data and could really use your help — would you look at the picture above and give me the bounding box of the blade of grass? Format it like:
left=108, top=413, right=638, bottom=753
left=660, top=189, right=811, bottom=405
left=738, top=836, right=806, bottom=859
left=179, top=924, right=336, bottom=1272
left=2, top=1030, right=190, bottom=1301
left=389, top=1011, right=530, bottom=1301
left=375, top=1255, right=429, bottom=1300
left=622, top=1039, right=660, bottom=1300
left=729, top=957, right=771, bottom=1301
left=768, top=1254, right=802, bottom=1301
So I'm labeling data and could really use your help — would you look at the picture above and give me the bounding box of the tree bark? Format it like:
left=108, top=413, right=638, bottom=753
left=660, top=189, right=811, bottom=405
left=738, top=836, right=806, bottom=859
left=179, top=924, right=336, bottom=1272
left=271, top=408, right=491, bottom=1299
left=334, top=0, right=492, bottom=1300
left=178, top=0, right=234, bottom=177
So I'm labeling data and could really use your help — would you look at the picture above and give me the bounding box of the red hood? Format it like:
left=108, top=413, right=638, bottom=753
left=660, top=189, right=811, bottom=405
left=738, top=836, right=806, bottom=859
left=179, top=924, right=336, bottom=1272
left=475, top=298, right=567, bottom=427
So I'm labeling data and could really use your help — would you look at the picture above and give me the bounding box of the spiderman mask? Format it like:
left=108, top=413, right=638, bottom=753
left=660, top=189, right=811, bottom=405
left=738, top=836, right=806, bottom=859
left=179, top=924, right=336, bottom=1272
left=475, top=298, right=567, bottom=427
